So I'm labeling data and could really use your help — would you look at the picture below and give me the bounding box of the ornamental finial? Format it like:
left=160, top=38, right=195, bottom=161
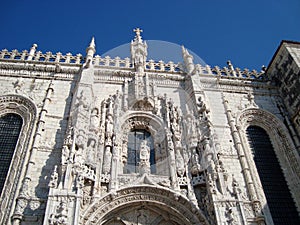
left=89, top=37, right=95, bottom=50
left=85, top=37, right=96, bottom=66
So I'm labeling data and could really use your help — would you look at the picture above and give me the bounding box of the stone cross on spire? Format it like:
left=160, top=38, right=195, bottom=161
left=131, top=28, right=147, bottom=73
left=133, top=28, right=143, bottom=42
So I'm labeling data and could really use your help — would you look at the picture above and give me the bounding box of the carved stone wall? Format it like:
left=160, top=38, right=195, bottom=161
left=0, top=35, right=299, bottom=225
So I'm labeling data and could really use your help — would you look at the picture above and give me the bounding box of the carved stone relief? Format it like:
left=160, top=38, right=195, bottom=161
left=82, top=186, right=209, bottom=225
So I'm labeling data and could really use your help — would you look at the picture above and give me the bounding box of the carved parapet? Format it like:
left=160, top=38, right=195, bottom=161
left=0, top=47, right=265, bottom=81
left=210, top=64, right=265, bottom=79
left=0, top=48, right=84, bottom=64
left=145, top=60, right=181, bottom=72
left=91, top=55, right=183, bottom=73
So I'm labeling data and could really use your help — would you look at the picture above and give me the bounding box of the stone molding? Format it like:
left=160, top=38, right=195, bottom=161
left=0, top=60, right=80, bottom=75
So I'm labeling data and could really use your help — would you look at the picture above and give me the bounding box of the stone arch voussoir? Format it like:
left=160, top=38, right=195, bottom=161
left=81, top=185, right=210, bottom=225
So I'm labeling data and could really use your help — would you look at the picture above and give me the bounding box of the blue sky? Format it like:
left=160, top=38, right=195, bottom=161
left=1, top=0, right=299, bottom=70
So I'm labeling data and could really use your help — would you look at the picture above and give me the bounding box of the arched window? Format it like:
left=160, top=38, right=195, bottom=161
left=125, top=129, right=155, bottom=174
left=246, top=126, right=300, bottom=225
left=0, top=113, right=23, bottom=195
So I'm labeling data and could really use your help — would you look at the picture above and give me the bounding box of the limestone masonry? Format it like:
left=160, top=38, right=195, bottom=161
left=0, top=30, right=299, bottom=225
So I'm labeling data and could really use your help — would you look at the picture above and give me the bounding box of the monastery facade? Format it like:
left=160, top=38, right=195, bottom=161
left=0, top=29, right=299, bottom=225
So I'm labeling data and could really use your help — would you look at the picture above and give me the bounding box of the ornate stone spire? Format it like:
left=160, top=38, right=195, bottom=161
left=85, top=37, right=96, bottom=66
left=182, top=45, right=195, bottom=74
left=27, top=43, right=38, bottom=60
left=131, top=28, right=147, bottom=73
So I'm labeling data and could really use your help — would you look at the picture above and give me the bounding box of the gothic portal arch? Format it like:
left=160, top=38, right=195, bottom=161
left=236, top=108, right=300, bottom=216
left=0, top=94, right=37, bottom=224
left=81, top=186, right=210, bottom=225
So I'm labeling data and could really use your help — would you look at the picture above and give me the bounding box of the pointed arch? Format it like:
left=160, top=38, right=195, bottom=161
left=0, top=95, right=37, bottom=224
left=237, top=108, right=300, bottom=219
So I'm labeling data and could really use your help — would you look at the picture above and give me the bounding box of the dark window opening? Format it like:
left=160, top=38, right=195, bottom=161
left=0, top=113, right=23, bottom=195
left=125, top=129, right=155, bottom=174
left=246, top=126, right=300, bottom=225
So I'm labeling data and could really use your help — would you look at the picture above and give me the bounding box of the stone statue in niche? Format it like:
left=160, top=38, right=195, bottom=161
left=105, top=115, right=114, bottom=146
left=107, top=95, right=114, bottom=115
left=19, top=178, right=30, bottom=198
left=225, top=204, right=238, bottom=225
left=201, top=137, right=214, bottom=169
left=175, top=149, right=185, bottom=176
left=185, top=116, right=196, bottom=138
left=197, top=96, right=210, bottom=120
left=49, top=165, right=58, bottom=188
left=76, top=90, right=89, bottom=112
left=62, top=145, right=70, bottom=163
left=86, top=139, right=96, bottom=166
left=121, top=138, right=128, bottom=164
left=191, top=148, right=201, bottom=175
left=62, top=127, right=73, bottom=163
left=12, top=78, right=25, bottom=94
left=171, top=106, right=182, bottom=145
left=76, top=173, right=85, bottom=189
left=139, top=140, right=150, bottom=175
left=165, top=128, right=174, bottom=151
left=49, top=200, right=68, bottom=225
left=90, top=108, right=100, bottom=131
left=140, top=140, right=150, bottom=161
left=102, top=147, right=112, bottom=174
left=64, top=127, right=73, bottom=146
left=253, top=201, right=264, bottom=217
left=82, top=180, right=93, bottom=206
left=76, top=130, right=86, bottom=148
left=73, top=146, right=85, bottom=172
left=135, top=51, right=145, bottom=74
